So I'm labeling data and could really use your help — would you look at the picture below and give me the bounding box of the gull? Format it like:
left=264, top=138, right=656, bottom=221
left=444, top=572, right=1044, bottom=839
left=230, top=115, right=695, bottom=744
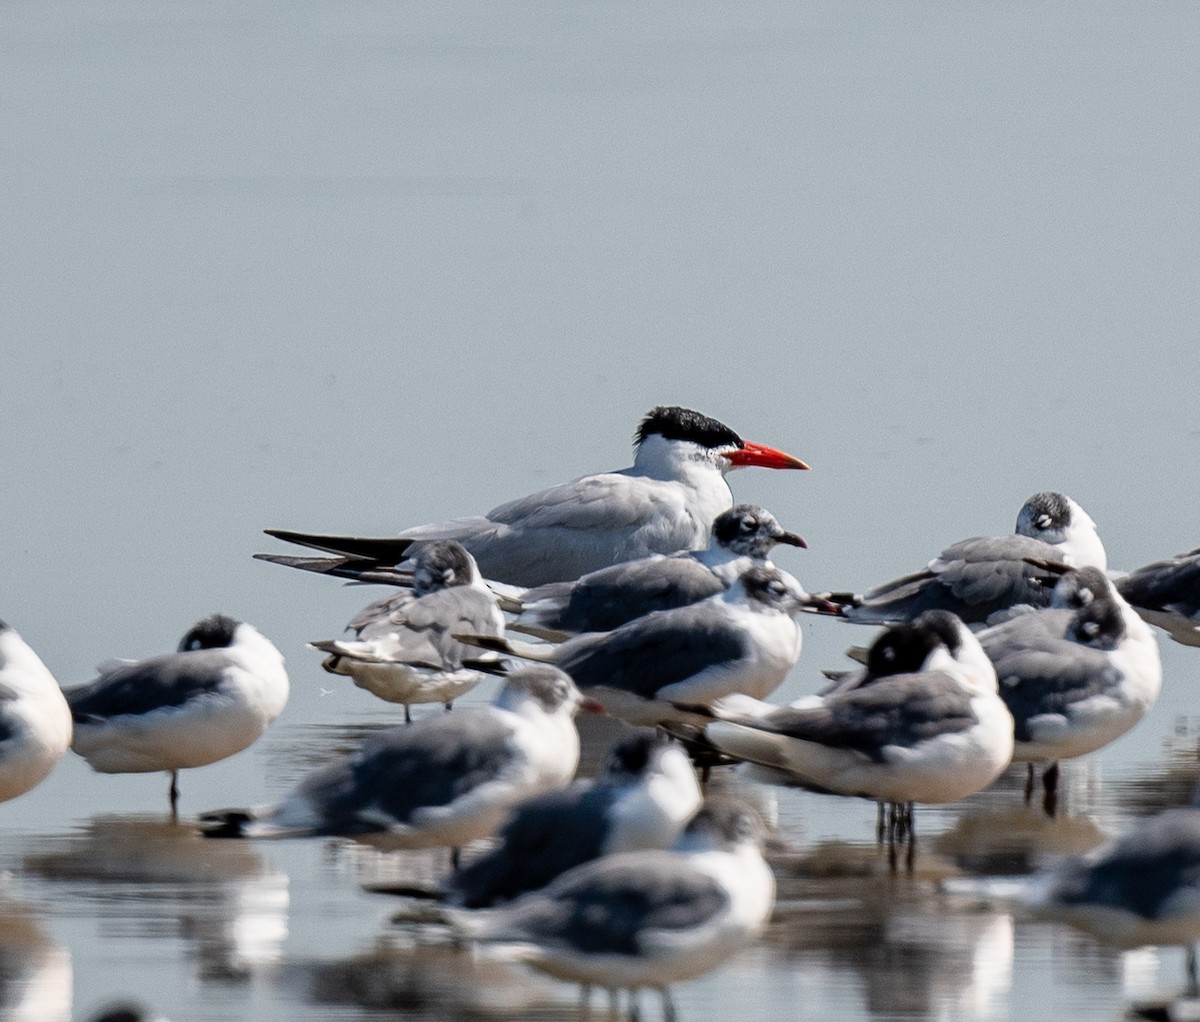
left=445, top=730, right=703, bottom=908
left=463, top=566, right=808, bottom=728
left=199, top=665, right=585, bottom=862
left=978, top=567, right=1161, bottom=816
left=307, top=541, right=505, bottom=721
left=0, top=621, right=72, bottom=804
left=63, top=614, right=288, bottom=817
left=830, top=492, right=1107, bottom=627
left=1113, top=546, right=1200, bottom=648
left=704, top=611, right=1013, bottom=870
left=447, top=802, right=774, bottom=1021
left=261, top=406, right=808, bottom=587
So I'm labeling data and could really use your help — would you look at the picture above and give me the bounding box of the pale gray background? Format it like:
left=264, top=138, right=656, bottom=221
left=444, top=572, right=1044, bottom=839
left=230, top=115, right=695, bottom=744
left=2, top=3, right=1199, bottom=1020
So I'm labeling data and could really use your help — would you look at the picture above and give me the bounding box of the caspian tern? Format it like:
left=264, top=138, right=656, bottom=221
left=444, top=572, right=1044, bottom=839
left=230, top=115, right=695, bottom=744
left=199, top=665, right=584, bottom=858
left=262, top=504, right=819, bottom=642
left=445, top=731, right=702, bottom=908
left=63, top=614, right=289, bottom=817
left=447, top=803, right=774, bottom=1021
left=263, top=406, right=809, bottom=587
left=704, top=612, right=1013, bottom=869
left=0, top=622, right=72, bottom=804
left=463, top=565, right=808, bottom=728
left=1113, top=547, right=1200, bottom=647
left=831, top=492, right=1107, bottom=627
left=307, top=541, right=505, bottom=720
left=978, top=567, right=1161, bottom=815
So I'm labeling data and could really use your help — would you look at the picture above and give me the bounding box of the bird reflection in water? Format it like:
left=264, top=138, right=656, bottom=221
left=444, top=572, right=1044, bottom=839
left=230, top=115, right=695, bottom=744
left=0, top=900, right=71, bottom=1022
left=21, top=816, right=287, bottom=982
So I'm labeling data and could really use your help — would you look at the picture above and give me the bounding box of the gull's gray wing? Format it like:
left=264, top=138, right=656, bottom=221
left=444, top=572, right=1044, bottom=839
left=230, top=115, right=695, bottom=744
left=1116, top=549, right=1200, bottom=618
left=757, top=674, right=978, bottom=762
left=981, top=619, right=1121, bottom=742
left=63, top=652, right=232, bottom=722
left=447, top=782, right=617, bottom=908
left=845, top=535, right=1067, bottom=626
left=487, top=852, right=728, bottom=954
left=557, top=604, right=746, bottom=699
left=346, top=589, right=500, bottom=667
left=288, top=709, right=517, bottom=834
left=518, top=556, right=725, bottom=636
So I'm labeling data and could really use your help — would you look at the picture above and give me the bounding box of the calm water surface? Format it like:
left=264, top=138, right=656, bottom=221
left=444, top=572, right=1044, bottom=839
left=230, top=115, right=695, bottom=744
left=4, top=2, right=1200, bottom=1020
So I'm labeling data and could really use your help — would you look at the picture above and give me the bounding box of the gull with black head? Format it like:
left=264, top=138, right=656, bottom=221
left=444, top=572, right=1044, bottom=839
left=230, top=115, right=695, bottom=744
left=704, top=611, right=1013, bottom=870
left=64, top=614, right=288, bottom=817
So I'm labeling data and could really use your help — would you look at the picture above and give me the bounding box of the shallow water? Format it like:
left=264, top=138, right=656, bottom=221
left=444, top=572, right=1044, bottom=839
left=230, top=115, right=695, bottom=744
left=5, top=1, right=1200, bottom=1020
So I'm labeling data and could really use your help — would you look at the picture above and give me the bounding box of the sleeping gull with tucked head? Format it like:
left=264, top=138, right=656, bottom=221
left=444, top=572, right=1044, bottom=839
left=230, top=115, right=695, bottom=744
left=0, top=621, right=72, bottom=804
left=63, top=614, right=288, bottom=817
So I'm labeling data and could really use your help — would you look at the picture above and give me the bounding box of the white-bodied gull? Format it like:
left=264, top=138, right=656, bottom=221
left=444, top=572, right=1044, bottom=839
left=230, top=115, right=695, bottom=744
left=977, top=566, right=1161, bottom=815
left=445, top=730, right=703, bottom=908
left=262, top=406, right=809, bottom=587
left=830, top=492, right=1107, bottom=627
left=447, top=802, right=774, bottom=1021
left=308, top=541, right=505, bottom=721
left=0, top=621, right=72, bottom=804
left=64, top=614, right=288, bottom=816
left=200, top=665, right=585, bottom=861
left=463, top=566, right=808, bottom=728
left=705, top=611, right=1014, bottom=869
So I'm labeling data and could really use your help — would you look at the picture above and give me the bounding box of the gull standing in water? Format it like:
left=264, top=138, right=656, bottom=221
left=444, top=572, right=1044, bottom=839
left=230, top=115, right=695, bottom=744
left=705, top=611, right=1013, bottom=870
left=0, top=621, right=72, bottom=804
left=64, top=614, right=288, bottom=817
left=978, top=567, right=1161, bottom=816
left=307, top=541, right=505, bottom=720
left=447, top=803, right=774, bottom=1021
left=262, top=406, right=809, bottom=587
left=463, top=566, right=808, bottom=728
left=200, top=666, right=585, bottom=864
left=445, top=731, right=703, bottom=908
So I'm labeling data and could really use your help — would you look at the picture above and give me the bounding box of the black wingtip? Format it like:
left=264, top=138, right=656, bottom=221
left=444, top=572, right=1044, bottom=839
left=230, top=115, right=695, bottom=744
left=263, top=529, right=416, bottom=562
left=197, top=810, right=254, bottom=839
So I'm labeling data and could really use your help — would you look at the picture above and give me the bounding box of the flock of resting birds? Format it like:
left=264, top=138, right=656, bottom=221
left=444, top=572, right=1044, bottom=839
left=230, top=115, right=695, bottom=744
left=4, top=404, right=1200, bottom=1018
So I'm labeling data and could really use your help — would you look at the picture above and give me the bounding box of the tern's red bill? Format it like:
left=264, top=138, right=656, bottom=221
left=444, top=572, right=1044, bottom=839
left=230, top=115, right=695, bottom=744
left=726, top=441, right=810, bottom=471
